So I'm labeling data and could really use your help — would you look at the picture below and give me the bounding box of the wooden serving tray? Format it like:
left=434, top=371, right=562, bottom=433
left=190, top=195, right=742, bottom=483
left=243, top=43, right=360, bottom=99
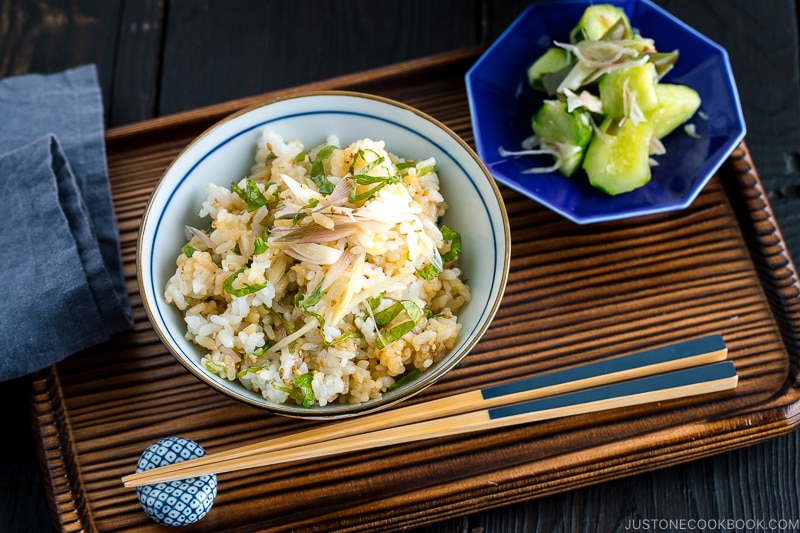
left=29, top=48, right=800, bottom=532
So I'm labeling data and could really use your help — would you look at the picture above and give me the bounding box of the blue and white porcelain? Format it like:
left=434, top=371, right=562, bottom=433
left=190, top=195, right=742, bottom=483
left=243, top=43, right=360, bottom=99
left=138, top=91, right=510, bottom=418
left=465, top=0, right=746, bottom=224
left=136, top=437, right=217, bottom=526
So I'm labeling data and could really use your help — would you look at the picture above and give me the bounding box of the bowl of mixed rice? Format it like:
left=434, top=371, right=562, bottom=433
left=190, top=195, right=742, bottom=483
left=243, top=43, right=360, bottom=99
left=138, top=91, right=510, bottom=418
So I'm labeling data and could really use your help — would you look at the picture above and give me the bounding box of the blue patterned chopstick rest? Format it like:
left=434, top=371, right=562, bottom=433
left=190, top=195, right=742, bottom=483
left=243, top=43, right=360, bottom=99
left=135, top=437, right=217, bottom=526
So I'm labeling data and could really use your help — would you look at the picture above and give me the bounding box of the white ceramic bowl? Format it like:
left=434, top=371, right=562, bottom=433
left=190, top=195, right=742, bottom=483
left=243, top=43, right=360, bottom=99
left=138, top=91, right=510, bottom=418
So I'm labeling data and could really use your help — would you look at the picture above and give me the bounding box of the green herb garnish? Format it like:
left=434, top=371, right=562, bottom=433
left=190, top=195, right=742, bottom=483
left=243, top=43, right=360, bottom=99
left=440, top=225, right=462, bottom=263
left=273, top=372, right=315, bottom=408
left=348, top=174, right=403, bottom=202
left=347, top=150, right=403, bottom=202
left=368, top=291, right=386, bottom=311
left=224, top=267, right=267, bottom=297
left=235, top=346, right=274, bottom=378
left=415, top=264, right=440, bottom=280
left=325, top=331, right=362, bottom=346
left=389, top=368, right=422, bottom=390
left=373, top=300, right=419, bottom=327
left=349, top=149, right=383, bottom=175
left=295, top=280, right=325, bottom=310
left=253, top=235, right=268, bottom=255
left=203, top=359, right=227, bottom=376
left=373, top=300, right=425, bottom=349
left=292, top=198, right=320, bottom=225
left=416, top=165, right=436, bottom=177
left=182, top=244, right=196, bottom=258
left=231, top=179, right=272, bottom=212
left=311, top=145, right=336, bottom=194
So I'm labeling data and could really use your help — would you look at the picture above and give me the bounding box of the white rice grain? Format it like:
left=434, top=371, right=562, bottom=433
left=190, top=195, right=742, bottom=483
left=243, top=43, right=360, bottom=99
left=164, top=131, right=471, bottom=407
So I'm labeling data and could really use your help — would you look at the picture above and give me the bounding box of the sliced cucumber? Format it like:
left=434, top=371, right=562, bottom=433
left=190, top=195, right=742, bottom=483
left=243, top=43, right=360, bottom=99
left=582, top=117, right=654, bottom=195
left=570, top=4, right=631, bottom=42
left=527, top=47, right=572, bottom=92
left=508, top=3, right=703, bottom=196
left=532, top=100, right=593, bottom=177
left=650, top=83, right=702, bottom=139
left=532, top=100, right=593, bottom=147
left=599, top=63, right=659, bottom=119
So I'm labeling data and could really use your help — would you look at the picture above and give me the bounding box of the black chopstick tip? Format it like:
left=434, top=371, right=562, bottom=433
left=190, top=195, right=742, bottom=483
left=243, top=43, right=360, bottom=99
left=481, top=334, right=728, bottom=401
left=487, top=361, right=737, bottom=421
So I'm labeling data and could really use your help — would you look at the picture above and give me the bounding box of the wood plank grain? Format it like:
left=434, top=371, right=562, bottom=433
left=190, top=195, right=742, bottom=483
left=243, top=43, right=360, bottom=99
left=109, top=0, right=163, bottom=125
left=422, top=1, right=800, bottom=525
left=27, top=46, right=800, bottom=531
left=656, top=0, right=800, bottom=265
left=0, top=376, right=52, bottom=533
left=0, top=3, right=124, bottom=531
left=0, top=0, right=123, bottom=120
left=157, top=0, right=481, bottom=116
left=4, top=1, right=800, bottom=532
left=657, top=0, right=800, bottom=185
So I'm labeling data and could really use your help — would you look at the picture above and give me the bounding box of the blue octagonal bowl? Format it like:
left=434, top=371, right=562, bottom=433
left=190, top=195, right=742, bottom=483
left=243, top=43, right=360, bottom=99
left=465, top=0, right=746, bottom=224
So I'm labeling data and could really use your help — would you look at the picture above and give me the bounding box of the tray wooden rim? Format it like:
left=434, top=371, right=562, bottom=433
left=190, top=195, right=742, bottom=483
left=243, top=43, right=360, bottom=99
left=28, top=47, right=800, bottom=533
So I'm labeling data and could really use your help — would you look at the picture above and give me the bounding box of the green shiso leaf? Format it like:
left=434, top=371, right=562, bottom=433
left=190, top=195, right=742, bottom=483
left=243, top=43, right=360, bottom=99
left=311, top=145, right=336, bottom=194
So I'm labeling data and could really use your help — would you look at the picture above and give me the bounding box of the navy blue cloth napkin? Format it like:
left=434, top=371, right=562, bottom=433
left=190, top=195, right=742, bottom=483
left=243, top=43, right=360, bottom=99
left=0, top=65, right=133, bottom=381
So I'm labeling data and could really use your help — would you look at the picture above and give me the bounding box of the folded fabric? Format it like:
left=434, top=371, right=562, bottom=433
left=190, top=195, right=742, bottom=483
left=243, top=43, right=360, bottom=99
left=0, top=65, right=133, bottom=381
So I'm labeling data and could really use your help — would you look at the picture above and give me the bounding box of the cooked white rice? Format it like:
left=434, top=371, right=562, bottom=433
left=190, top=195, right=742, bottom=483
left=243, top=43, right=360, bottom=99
left=164, top=130, right=471, bottom=407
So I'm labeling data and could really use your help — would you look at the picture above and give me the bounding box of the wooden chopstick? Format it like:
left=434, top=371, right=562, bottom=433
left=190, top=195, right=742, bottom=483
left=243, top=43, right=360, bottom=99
left=123, top=335, right=729, bottom=487
left=124, top=361, right=737, bottom=487
left=123, top=335, right=725, bottom=486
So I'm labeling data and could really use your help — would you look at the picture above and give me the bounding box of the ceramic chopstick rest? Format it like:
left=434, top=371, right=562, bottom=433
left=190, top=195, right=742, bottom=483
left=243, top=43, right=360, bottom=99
left=122, top=335, right=731, bottom=488
left=135, top=437, right=217, bottom=526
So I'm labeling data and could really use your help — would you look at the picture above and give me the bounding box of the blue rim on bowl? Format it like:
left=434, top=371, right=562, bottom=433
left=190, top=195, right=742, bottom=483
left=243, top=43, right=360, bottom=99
left=138, top=90, right=510, bottom=418
left=465, top=0, right=746, bottom=224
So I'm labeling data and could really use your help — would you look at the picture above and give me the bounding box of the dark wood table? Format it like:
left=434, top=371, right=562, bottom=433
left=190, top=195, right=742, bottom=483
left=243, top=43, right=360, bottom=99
left=3, top=1, right=800, bottom=531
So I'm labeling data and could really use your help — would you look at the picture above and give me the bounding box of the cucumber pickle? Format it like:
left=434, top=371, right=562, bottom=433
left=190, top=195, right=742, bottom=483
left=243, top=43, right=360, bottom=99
left=532, top=100, right=593, bottom=177
left=520, top=4, right=702, bottom=195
